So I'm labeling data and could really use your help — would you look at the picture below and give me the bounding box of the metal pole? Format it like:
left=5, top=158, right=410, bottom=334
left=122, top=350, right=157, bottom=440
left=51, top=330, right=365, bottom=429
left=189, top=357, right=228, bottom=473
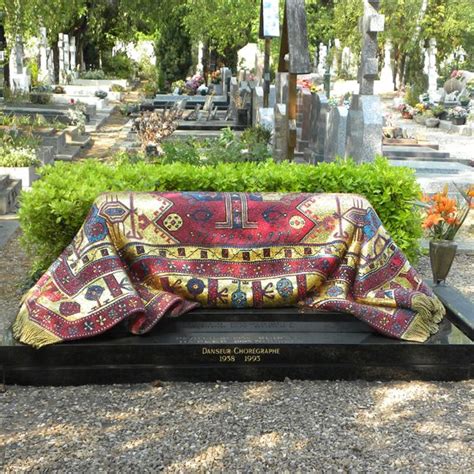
left=263, top=38, right=271, bottom=107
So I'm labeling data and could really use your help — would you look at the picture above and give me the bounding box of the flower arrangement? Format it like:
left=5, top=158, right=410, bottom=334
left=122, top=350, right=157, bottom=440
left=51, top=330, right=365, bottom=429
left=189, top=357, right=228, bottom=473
left=171, top=80, right=185, bottom=94
left=297, top=79, right=313, bottom=90
left=67, top=101, right=88, bottom=133
left=450, top=70, right=463, bottom=80
left=448, top=106, right=468, bottom=119
left=397, top=103, right=414, bottom=118
left=419, top=185, right=473, bottom=241
left=210, top=70, right=221, bottom=84
left=0, top=145, right=40, bottom=168
left=185, top=74, right=205, bottom=95
left=413, top=103, right=426, bottom=115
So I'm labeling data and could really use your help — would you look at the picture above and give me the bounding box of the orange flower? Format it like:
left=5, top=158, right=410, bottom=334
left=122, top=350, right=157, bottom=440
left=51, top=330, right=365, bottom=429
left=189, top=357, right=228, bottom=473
left=446, top=216, right=460, bottom=226
left=468, top=186, right=474, bottom=198
left=423, top=213, right=442, bottom=229
left=436, top=196, right=457, bottom=214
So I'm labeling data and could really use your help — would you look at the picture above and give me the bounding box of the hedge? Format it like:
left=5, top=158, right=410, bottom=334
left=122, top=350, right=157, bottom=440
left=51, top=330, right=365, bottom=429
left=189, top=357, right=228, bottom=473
left=19, top=158, right=423, bottom=273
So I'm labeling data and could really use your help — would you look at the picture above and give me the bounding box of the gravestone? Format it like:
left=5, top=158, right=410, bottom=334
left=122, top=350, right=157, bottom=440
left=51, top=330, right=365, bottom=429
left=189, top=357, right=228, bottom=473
left=63, top=34, right=70, bottom=78
left=378, top=40, right=394, bottom=92
left=332, top=39, right=341, bottom=77
left=275, top=72, right=288, bottom=104
left=58, top=33, right=65, bottom=83
left=70, top=36, right=77, bottom=78
left=296, top=88, right=312, bottom=154
left=9, top=35, right=30, bottom=92
left=221, top=67, right=232, bottom=98
left=196, top=41, right=204, bottom=74
left=277, top=0, right=311, bottom=160
left=317, top=43, right=328, bottom=78
left=39, top=27, right=50, bottom=84
left=345, top=0, right=384, bottom=162
left=273, top=103, right=288, bottom=161
left=425, top=38, right=438, bottom=97
left=305, top=92, right=328, bottom=163
left=325, top=105, right=348, bottom=161
left=237, top=43, right=259, bottom=78
left=252, top=86, right=264, bottom=125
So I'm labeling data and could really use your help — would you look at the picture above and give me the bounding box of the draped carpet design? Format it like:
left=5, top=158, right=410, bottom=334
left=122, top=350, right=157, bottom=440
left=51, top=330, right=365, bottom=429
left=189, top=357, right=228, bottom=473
left=13, top=192, right=444, bottom=348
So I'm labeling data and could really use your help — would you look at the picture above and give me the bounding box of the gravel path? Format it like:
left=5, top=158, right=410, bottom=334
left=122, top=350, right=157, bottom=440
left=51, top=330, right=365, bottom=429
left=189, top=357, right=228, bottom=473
left=2, top=381, right=473, bottom=472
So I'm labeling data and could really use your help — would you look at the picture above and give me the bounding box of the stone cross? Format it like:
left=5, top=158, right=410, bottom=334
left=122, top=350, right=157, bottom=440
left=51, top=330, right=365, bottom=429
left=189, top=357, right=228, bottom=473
left=379, top=40, right=394, bottom=92
left=14, top=35, right=24, bottom=75
left=39, top=27, right=49, bottom=83
left=70, top=36, right=77, bottom=76
left=358, top=0, right=384, bottom=95
left=331, top=39, right=340, bottom=77
left=197, top=41, right=204, bottom=74
left=58, top=33, right=65, bottom=83
left=63, top=34, right=70, bottom=75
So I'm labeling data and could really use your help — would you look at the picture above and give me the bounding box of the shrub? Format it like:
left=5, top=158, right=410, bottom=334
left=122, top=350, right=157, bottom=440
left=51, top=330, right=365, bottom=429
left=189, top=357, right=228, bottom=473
left=102, top=52, right=136, bottom=80
left=20, top=158, right=422, bottom=274
left=80, top=69, right=106, bottom=80
left=111, top=84, right=125, bottom=93
left=241, top=125, right=272, bottom=147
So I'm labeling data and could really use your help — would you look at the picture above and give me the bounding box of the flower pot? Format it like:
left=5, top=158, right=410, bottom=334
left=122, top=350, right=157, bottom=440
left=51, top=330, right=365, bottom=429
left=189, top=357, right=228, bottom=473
left=237, top=108, right=248, bottom=126
left=452, top=117, right=466, bottom=125
left=425, top=117, right=440, bottom=128
left=460, top=99, right=470, bottom=107
left=429, top=240, right=457, bottom=285
left=436, top=111, right=448, bottom=121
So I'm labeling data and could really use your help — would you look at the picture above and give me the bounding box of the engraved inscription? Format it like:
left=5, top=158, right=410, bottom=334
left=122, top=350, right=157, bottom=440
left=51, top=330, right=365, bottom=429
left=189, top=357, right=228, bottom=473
left=201, top=346, right=281, bottom=364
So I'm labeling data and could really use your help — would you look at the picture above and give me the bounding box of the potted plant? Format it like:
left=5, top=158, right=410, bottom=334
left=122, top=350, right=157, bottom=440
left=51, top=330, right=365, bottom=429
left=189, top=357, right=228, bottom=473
left=413, top=103, right=426, bottom=124
left=449, top=106, right=468, bottom=125
left=418, top=185, right=473, bottom=284
left=232, top=92, right=248, bottom=126
left=431, top=105, right=447, bottom=120
left=397, top=103, right=413, bottom=119
left=0, top=145, right=40, bottom=188
left=210, top=70, right=223, bottom=95
left=459, top=94, right=470, bottom=106
left=423, top=110, right=439, bottom=128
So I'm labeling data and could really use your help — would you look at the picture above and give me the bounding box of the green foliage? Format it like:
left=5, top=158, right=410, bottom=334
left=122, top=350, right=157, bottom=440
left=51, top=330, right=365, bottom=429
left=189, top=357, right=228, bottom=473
left=156, top=3, right=193, bottom=89
left=79, top=69, right=106, bottom=80
left=20, top=158, right=422, bottom=273
left=241, top=125, right=272, bottom=147
left=0, top=145, right=39, bottom=167
left=102, top=52, right=136, bottom=80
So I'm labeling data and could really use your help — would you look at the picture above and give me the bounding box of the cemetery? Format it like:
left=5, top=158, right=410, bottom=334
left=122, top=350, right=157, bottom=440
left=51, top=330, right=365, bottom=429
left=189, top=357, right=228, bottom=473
left=0, top=0, right=473, bottom=471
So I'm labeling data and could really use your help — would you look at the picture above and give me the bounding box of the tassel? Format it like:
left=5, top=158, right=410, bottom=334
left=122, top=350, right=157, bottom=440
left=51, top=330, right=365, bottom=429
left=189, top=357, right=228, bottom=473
left=12, top=308, right=61, bottom=349
left=402, top=294, right=445, bottom=342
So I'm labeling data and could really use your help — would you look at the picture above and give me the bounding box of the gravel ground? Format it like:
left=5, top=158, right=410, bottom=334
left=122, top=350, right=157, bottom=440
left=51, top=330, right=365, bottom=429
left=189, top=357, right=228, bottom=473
left=1, top=381, right=473, bottom=472
left=1, top=236, right=473, bottom=472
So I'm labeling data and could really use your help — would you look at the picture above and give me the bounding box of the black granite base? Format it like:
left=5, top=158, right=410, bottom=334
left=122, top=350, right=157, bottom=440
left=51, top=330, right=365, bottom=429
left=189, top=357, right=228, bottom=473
left=1, top=300, right=472, bottom=385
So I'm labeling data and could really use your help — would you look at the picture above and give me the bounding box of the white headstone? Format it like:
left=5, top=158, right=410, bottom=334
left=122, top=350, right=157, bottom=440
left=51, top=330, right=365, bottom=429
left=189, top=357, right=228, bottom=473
left=237, top=43, right=259, bottom=76
left=317, top=43, right=328, bottom=77
left=39, top=27, right=49, bottom=82
left=426, top=38, right=438, bottom=96
left=9, top=35, right=30, bottom=92
left=378, top=40, right=395, bottom=92
left=70, top=36, right=77, bottom=77
left=63, top=34, right=70, bottom=75
left=197, top=41, right=204, bottom=74
left=58, top=33, right=65, bottom=83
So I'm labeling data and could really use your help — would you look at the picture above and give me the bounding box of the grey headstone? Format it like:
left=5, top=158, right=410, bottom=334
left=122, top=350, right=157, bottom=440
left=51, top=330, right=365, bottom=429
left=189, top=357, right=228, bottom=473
left=305, top=93, right=328, bottom=163
left=345, top=95, right=383, bottom=162
left=324, top=106, right=348, bottom=161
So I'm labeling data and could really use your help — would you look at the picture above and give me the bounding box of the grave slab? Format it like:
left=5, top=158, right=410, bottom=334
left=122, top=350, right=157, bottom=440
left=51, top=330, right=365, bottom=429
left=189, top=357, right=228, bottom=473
left=1, top=288, right=472, bottom=385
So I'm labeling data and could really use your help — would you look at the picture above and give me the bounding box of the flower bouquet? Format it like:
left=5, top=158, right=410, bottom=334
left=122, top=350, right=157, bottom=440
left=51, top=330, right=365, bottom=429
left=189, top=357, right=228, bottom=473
left=398, top=103, right=414, bottom=119
left=418, top=185, right=474, bottom=284
left=448, top=106, right=468, bottom=125
left=184, top=74, right=205, bottom=95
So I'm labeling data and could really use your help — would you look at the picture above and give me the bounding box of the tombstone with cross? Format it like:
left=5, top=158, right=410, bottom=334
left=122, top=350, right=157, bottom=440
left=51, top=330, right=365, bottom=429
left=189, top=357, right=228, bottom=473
left=345, top=0, right=384, bottom=163
left=277, top=0, right=311, bottom=161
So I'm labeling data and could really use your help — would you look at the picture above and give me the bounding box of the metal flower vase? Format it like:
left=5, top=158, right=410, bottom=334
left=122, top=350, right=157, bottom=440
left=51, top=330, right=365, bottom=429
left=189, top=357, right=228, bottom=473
left=429, top=240, right=457, bottom=285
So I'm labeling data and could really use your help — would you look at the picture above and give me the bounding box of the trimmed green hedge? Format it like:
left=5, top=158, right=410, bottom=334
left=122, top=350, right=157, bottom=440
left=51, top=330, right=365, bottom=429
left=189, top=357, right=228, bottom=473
left=20, top=158, right=423, bottom=273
